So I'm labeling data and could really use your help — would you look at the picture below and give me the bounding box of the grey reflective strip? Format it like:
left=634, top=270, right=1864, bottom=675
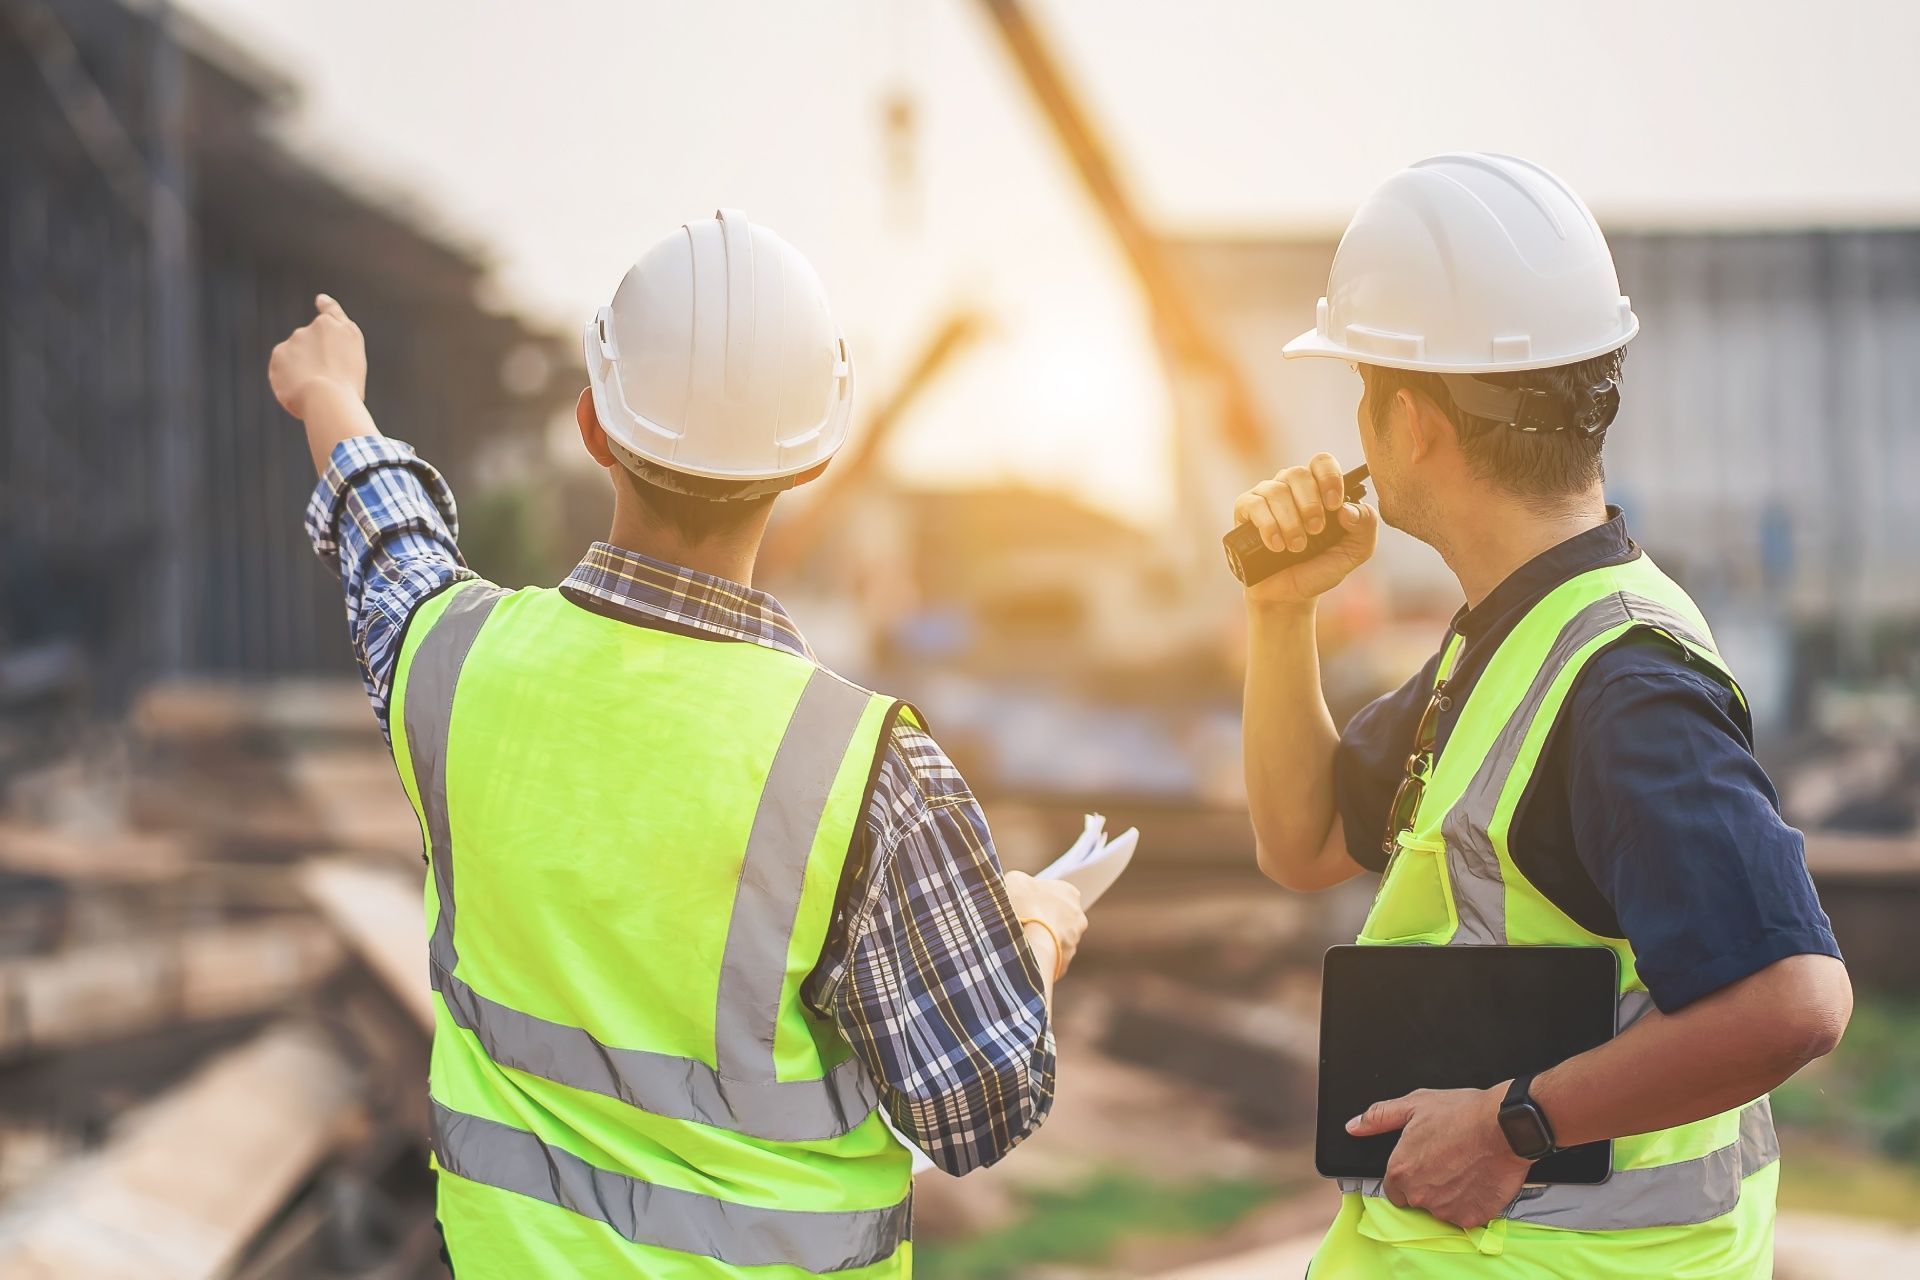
left=714, top=669, right=876, bottom=1079
left=1506, top=1099, right=1777, bottom=1230
left=430, top=1100, right=909, bottom=1272
left=1344, top=1099, right=1777, bottom=1231
left=403, top=584, right=510, bottom=978
left=1439, top=592, right=1714, bottom=946
left=433, top=961, right=879, bottom=1142
left=405, top=611, right=883, bottom=1142
left=1616, top=988, right=1655, bottom=1032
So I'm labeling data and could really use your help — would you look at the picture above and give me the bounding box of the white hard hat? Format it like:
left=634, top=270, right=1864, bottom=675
left=584, top=209, right=854, bottom=497
left=1283, top=153, right=1638, bottom=374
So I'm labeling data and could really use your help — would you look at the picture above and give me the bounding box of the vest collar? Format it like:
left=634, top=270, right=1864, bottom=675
left=1453, top=507, right=1637, bottom=643
left=561, top=542, right=815, bottom=662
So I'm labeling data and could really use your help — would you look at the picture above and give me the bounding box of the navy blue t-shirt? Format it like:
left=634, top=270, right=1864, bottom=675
left=1334, top=510, right=1839, bottom=1013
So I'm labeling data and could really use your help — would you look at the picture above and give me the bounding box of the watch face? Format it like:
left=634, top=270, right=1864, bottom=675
left=1499, top=1104, right=1553, bottom=1160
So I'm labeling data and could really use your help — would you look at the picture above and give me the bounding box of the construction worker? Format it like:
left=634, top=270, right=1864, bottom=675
left=271, top=210, right=1087, bottom=1277
left=1236, top=155, right=1852, bottom=1277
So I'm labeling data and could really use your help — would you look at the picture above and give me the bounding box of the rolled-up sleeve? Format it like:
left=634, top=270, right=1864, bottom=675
left=1568, top=660, right=1841, bottom=1013
left=808, top=722, right=1054, bottom=1176
left=304, top=436, right=470, bottom=733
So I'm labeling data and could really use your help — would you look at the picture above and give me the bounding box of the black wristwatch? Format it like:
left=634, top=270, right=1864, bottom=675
left=1497, top=1074, right=1557, bottom=1161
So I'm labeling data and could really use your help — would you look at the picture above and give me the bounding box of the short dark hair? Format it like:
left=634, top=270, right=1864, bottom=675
left=614, top=464, right=775, bottom=543
left=1361, top=348, right=1625, bottom=500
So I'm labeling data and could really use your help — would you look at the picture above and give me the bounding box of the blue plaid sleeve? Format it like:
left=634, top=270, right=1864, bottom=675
left=304, top=436, right=471, bottom=734
left=809, top=722, right=1055, bottom=1175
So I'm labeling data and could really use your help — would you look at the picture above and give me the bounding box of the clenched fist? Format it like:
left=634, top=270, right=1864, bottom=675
left=268, top=294, right=366, bottom=421
left=1231, top=451, right=1378, bottom=606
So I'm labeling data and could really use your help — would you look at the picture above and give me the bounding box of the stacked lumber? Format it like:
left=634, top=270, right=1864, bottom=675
left=0, top=677, right=442, bottom=1278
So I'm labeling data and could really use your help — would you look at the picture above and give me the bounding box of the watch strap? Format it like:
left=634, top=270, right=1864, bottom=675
left=1501, top=1073, right=1558, bottom=1159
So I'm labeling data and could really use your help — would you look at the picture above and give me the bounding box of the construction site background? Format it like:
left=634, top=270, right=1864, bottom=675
left=4, top=1, right=1918, bottom=1276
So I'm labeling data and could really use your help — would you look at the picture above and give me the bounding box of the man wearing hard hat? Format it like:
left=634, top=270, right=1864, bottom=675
left=1235, top=155, right=1851, bottom=1276
left=271, top=211, right=1086, bottom=1277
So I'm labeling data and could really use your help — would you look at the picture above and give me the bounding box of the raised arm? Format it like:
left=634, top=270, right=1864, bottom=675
left=1235, top=453, right=1379, bottom=891
left=270, top=295, right=469, bottom=733
left=270, top=294, right=380, bottom=476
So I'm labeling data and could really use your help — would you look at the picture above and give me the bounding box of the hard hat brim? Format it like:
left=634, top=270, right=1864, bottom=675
left=1281, top=318, right=1640, bottom=374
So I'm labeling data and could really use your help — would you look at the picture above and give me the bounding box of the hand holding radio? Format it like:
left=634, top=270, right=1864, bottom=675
left=1225, top=455, right=1377, bottom=603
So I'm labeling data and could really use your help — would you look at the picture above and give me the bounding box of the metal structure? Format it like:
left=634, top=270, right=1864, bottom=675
left=1, top=0, right=571, bottom=708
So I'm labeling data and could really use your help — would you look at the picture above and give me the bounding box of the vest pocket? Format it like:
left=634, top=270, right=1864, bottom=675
left=1358, top=833, right=1456, bottom=944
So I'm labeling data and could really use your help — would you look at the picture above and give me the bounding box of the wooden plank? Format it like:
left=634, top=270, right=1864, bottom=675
left=0, top=919, right=341, bottom=1061
left=0, top=823, right=197, bottom=882
left=1804, top=831, right=1920, bottom=881
left=0, top=1022, right=358, bottom=1279
left=299, top=858, right=433, bottom=1030
left=285, top=751, right=423, bottom=859
left=131, top=678, right=377, bottom=744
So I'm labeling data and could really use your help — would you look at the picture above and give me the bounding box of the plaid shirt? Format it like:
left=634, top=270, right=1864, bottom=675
left=306, top=435, right=1053, bottom=1174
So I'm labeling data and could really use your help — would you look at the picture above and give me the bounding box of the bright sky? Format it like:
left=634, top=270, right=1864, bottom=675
left=181, top=0, right=1920, bottom=526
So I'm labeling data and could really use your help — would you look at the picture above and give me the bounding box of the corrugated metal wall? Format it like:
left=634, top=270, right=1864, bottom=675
left=1607, top=233, right=1920, bottom=632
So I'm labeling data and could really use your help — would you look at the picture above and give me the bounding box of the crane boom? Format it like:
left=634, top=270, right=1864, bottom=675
left=973, top=0, right=1269, bottom=463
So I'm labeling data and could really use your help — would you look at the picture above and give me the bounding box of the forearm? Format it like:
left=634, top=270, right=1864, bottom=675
left=299, top=379, right=381, bottom=477
left=1534, top=954, right=1851, bottom=1147
left=303, top=435, right=467, bottom=733
left=1243, top=599, right=1351, bottom=888
left=1022, top=923, right=1058, bottom=1010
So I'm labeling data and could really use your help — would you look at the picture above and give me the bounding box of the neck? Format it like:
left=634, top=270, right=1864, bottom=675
left=1439, top=488, right=1609, bottom=610
left=606, top=491, right=763, bottom=587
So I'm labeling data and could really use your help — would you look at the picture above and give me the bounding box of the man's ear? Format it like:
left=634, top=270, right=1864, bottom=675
left=1402, top=388, right=1451, bottom=465
left=576, top=388, right=617, bottom=469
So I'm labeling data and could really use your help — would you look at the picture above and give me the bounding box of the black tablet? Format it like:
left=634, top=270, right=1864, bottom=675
left=1317, top=944, right=1617, bottom=1185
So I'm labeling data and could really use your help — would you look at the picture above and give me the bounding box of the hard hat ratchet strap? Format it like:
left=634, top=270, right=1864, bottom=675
left=1439, top=373, right=1619, bottom=438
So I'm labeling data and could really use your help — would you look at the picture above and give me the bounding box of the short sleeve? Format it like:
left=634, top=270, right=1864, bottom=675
left=1566, top=649, right=1841, bottom=1012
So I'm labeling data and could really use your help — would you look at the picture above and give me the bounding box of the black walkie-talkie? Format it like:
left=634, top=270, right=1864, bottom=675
left=1222, top=465, right=1370, bottom=586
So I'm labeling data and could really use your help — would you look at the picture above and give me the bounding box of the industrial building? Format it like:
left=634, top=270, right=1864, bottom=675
left=1, top=0, right=571, bottom=721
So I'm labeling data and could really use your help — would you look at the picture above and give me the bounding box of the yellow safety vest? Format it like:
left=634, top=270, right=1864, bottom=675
left=391, top=580, right=915, bottom=1277
left=1311, top=551, right=1779, bottom=1277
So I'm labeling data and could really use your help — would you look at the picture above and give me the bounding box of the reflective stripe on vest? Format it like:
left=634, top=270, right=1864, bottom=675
left=429, top=1100, right=909, bottom=1273
left=1340, top=1098, right=1778, bottom=1231
left=1506, top=1097, right=1780, bottom=1230
left=1345, top=582, right=1780, bottom=1230
left=1439, top=591, right=1724, bottom=947
left=404, top=584, right=883, bottom=1146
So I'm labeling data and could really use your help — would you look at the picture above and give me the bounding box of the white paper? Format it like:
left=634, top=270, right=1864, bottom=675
left=894, top=813, right=1141, bottom=1174
left=1037, top=816, right=1137, bottom=909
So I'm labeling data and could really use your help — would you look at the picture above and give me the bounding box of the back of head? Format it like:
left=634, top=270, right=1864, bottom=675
left=1359, top=350, right=1624, bottom=504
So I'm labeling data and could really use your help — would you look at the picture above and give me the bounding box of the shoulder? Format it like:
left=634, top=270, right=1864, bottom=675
left=1565, top=629, right=1758, bottom=767
left=860, top=713, right=981, bottom=860
left=874, top=718, right=976, bottom=822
